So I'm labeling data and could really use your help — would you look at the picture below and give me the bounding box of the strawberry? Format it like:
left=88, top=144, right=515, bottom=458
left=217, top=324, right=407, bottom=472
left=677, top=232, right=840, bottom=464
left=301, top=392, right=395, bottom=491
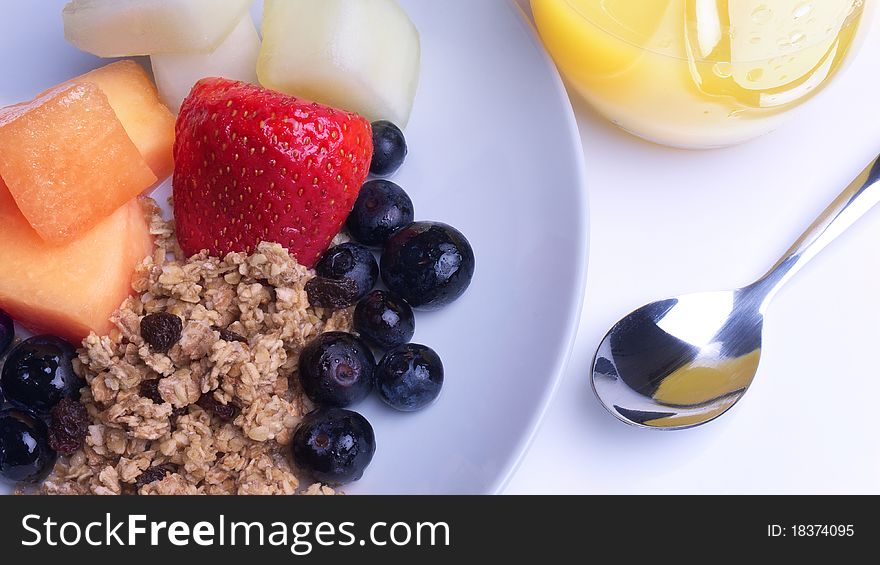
left=172, top=77, right=373, bottom=267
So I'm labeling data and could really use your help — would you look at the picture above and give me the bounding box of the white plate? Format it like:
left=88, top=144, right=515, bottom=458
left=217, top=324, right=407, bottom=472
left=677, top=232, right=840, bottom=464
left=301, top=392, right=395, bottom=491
left=0, top=0, right=588, bottom=494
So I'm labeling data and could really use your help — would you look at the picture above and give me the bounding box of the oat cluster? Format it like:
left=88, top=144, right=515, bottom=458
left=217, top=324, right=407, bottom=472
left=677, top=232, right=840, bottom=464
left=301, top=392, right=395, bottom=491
left=42, top=202, right=347, bottom=495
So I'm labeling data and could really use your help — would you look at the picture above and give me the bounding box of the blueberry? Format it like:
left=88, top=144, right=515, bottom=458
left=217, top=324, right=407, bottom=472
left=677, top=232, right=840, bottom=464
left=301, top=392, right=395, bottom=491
left=381, top=221, right=475, bottom=310
left=0, top=408, right=57, bottom=483
left=298, top=332, right=375, bottom=407
left=353, top=290, right=415, bottom=350
left=376, top=344, right=443, bottom=412
left=347, top=180, right=415, bottom=247
left=1, top=335, right=82, bottom=415
left=291, top=407, right=375, bottom=485
left=315, top=243, right=379, bottom=300
left=370, top=121, right=407, bottom=176
left=0, top=310, right=13, bottom=357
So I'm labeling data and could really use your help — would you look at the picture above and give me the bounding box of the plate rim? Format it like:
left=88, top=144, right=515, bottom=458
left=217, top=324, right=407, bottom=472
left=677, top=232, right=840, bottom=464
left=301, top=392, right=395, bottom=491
left=0, top=0, right=590, bottom=496
left=488, top=1, right=590, bottom=495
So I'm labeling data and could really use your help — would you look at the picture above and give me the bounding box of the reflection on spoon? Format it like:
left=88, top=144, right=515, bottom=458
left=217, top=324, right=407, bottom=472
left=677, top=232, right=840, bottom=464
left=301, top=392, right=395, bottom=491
left=592, top=154, right=880, bottom=430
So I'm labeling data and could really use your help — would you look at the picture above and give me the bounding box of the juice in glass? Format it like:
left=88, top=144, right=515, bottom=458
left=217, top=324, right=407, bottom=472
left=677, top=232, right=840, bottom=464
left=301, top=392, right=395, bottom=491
left=531, top=0, right=867, bottom=148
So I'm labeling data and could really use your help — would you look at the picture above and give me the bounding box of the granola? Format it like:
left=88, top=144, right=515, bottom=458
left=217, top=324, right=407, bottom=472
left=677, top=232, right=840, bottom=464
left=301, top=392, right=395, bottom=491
left=42, top=206, right=346, bottom=496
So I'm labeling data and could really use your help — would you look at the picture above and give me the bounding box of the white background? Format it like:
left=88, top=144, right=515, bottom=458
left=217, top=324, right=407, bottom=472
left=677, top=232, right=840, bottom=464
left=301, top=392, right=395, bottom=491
left=507, top=2, right=880, bottom=494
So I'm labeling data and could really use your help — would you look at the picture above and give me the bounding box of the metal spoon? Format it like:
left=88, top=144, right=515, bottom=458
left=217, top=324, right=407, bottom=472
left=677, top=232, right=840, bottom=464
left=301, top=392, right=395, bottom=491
left=591, top=155, right=880, bottom=430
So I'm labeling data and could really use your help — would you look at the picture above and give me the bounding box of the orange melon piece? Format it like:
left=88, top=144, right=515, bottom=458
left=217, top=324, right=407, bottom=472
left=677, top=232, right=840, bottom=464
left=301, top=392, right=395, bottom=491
left=0, top=82, right=157, bottom=243
left=0, top=179, right=153, bottom=344
left=66, top=61, right=176, bottom=179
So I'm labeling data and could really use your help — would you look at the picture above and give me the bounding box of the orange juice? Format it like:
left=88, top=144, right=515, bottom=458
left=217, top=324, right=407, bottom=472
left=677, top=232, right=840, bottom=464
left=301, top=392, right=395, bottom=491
left=531, top=0, right=866, bottom=148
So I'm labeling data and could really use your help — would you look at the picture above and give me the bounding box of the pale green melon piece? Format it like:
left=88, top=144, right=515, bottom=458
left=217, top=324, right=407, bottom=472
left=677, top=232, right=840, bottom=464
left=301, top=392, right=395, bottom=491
left=151, top=15, right=261, bottom=114
left=258, top=0, right=421, bottom=127
left=63, top=0, right=253, bottom=57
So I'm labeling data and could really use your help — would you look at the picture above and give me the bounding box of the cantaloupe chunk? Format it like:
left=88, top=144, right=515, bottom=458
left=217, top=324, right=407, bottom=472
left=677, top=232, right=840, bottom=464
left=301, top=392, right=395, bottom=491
left=0, top=179, right=153, bottom=344
left=65, top=61, right=176, bottom=179
left=0, top=82, right=157, bottom=243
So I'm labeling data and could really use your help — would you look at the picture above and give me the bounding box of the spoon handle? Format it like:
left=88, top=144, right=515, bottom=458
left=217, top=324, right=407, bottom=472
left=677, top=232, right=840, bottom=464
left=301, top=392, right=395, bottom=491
left=752, top=155, right=880, bottom=310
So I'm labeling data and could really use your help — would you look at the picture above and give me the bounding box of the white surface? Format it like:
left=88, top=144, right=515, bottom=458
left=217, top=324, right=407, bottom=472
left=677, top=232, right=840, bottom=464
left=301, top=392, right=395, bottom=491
left=0, top=0, right=587, bottom=494
left=508, top=2, right=880, bottom=494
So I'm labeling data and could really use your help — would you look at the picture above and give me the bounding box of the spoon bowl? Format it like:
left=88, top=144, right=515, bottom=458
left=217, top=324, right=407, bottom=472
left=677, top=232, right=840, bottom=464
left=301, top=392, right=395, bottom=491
left=592, top=155, right=880, bottom=429
left=592, top=289, right=764, bottom=429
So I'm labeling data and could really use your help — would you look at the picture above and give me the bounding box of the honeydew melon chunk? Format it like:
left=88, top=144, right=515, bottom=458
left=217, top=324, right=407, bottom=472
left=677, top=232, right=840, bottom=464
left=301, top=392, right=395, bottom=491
left=257, top=0, right=420, bottom=127
left=62, top=0, right=253, bottom=57
left=151, top=15, right=261, bottom=114
left=727, top=0, right=852, bottom=90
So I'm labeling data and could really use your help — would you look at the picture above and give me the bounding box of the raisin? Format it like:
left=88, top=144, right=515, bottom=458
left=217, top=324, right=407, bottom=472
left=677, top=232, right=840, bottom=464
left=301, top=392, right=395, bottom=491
left=134, top=463, right=177, bottom=490
left=305, top=276, right=360, bottom=309
left=47, top=397, right=90, bottom=456
left=140, top=312, right=182, bottom=352
left=171, top=406, right=188, bottom=418
left=218, top=327, right=248, bottom=343
left=138, top=379, right=164, bottom=404
left=196, top=393, right=239, bottom=421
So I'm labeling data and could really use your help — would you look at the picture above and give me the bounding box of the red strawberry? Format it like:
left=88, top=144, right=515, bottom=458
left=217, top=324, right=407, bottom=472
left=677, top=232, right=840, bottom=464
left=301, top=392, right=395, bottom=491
left=173, top=77, right=373, bottom=267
